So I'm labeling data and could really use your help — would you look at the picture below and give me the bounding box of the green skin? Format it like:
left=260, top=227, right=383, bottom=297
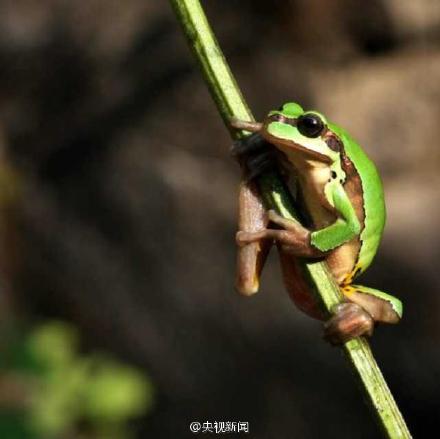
left=234, top=102, right=402, bottom=343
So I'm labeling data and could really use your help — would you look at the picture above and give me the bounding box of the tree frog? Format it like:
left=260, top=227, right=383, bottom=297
left=231, top=102, right=402, bottom=344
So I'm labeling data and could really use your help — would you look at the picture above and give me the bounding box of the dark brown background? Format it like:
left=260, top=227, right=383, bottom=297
left=0, top=1, right=439, bottom=437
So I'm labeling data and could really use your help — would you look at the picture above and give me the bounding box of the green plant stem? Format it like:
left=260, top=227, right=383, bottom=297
left=169, top=1, right=411, bottom=438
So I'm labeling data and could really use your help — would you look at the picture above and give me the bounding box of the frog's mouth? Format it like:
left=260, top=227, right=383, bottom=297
left=261, top=117, right=332, bottom=164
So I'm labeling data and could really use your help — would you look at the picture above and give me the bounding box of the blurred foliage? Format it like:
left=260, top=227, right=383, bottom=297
left=0, top=321, right=153, bottom=439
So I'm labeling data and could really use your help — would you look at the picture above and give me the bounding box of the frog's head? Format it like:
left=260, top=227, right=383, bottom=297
left=261, top=102, right=340, bottom=163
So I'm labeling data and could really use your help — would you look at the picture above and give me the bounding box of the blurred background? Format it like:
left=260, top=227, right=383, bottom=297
left=0, top=0, right=438, bottom=438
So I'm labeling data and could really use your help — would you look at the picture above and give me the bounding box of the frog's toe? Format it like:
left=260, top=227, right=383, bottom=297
left=236, top=230, right=264, bottom=246
left=323, top=302, right=374, bottom=345
left=236, top=231, right=249, bottom=246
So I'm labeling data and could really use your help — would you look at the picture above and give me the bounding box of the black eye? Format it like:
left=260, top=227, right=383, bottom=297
left=277, top=104, right=284, bottom=111
left=297, top=114, right=325, bottom=138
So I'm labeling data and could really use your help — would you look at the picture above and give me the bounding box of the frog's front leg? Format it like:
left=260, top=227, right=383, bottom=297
left=235, top=180, right=272, bottom=295
left=233, top=132, right=277, bottom=296
left=232, top=132, right=278, bottom=180
left=236, top=209, right=326, bottom=258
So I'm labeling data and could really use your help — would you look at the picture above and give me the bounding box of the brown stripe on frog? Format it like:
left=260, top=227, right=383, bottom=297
left=267, top=113, right=297, bottom=126
left=324, top=133, right=366, bottom=284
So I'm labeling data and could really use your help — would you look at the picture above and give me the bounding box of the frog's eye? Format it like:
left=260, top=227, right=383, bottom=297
left=297, top=114, right=325, bottom=138
left=277, top=104, right=284, bottom=111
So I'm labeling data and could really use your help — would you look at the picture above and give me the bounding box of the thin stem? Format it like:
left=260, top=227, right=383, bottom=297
left=169, top=1, right=411, bottom=438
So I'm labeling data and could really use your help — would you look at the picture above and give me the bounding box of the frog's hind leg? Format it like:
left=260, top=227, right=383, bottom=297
left=324, top=285, right=402, bottom=344
left=324, top=302, right=374, bottom=345
left=341, top=284, right=402, bottom=324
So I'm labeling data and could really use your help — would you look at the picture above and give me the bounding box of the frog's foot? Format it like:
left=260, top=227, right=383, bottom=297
left=341, top=285, right=402, bottom=324
left=231, top=133, right=277, bottom=180
left=324, top=302, right=374, bottom=345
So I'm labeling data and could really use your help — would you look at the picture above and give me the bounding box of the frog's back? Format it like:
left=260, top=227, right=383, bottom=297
left=329, top=123, right=386, bottom=276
